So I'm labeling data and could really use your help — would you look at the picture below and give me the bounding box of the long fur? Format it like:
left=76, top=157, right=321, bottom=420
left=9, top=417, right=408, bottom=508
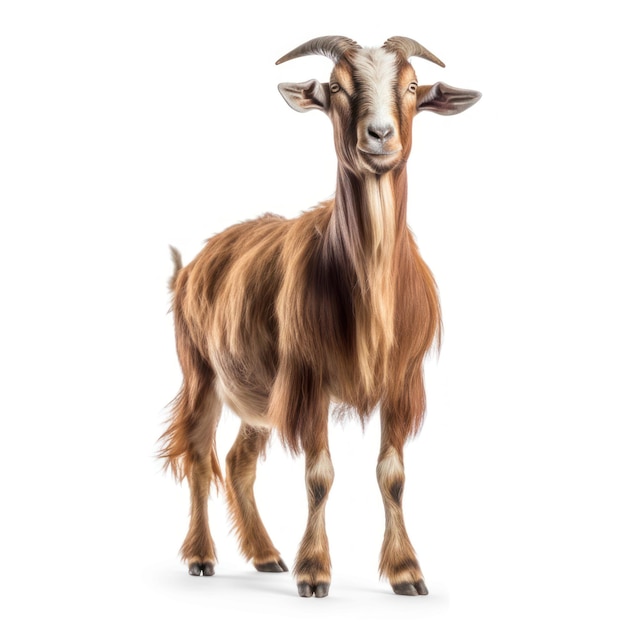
left=159, top=40, right=445, bottom=592
left=161, top=178, right=440, bottom=457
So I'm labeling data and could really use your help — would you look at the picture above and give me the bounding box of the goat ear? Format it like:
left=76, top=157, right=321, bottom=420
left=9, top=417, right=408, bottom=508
left=416, top=82, right=481, bottom=115
left=278, top=80, right=330, bottom=113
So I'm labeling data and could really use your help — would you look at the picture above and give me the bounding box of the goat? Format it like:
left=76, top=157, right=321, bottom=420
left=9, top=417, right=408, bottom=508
left=160, top=35, right=481, bottom=598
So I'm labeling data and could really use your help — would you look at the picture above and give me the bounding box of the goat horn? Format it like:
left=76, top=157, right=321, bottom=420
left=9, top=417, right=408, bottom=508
left=276, top=36, right=361, bottom=65
left=383, top=36, right=446, bottom=68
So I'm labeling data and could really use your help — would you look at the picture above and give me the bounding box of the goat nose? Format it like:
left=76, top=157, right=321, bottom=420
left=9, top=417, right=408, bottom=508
left=367, top=124, right=395, bottom=142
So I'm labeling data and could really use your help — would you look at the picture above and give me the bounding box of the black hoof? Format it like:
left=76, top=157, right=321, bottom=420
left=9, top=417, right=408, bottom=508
left=415, top=580, right=429, bottom=595
left=297, top=582, right=330, bottom=598
left=255, top=558, right=288, bottom=573
left=188, top=562, right=215, bottom=577
left=392, top=580, right=428, bottom=596
left=314, top=582, right=330, bottom=598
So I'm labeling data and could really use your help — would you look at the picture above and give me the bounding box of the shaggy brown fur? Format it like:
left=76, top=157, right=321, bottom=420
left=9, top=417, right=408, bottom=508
left=159, top=35, right=480, bottom=597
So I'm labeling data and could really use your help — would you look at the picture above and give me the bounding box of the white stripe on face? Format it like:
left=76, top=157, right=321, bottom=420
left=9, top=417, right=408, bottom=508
left=352, top=47, right=399, bottom=130
left=351, top=47, right=403, bottom=171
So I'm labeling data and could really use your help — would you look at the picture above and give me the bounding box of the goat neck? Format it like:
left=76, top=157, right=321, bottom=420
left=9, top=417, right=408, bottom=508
left=324, top=164, right=410, bottom=391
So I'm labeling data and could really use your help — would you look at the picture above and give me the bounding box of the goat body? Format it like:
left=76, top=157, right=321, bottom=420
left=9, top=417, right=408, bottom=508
left=160, top=36, right=480, bottom=597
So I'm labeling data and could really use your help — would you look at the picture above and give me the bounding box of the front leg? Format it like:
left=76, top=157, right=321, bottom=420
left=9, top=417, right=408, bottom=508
left=269, top=359, right=334, bottom=597
left=377, top=414, right=428, bottom=596
left=294, top=444, right=334, bottom=597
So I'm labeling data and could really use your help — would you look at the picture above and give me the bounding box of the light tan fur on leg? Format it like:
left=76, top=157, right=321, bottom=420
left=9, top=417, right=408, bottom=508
left=377, top=432, right=428, bottom=595
left=294, top=439, right=335, bottom=597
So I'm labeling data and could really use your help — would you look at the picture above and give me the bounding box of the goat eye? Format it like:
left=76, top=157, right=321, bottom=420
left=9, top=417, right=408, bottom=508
left=330, top=83, right=341, bottom=94
left=408, top=82, right=418, bottom=94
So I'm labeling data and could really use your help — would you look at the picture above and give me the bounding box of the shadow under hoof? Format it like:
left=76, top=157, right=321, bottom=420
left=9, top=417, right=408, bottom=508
left=255, top=558, right=289, bottom=573
left=188, top=562, right=215, bottom=577
left=297, top=582, right=330, bottom=598
left=392, top=580, right=429, bottom=596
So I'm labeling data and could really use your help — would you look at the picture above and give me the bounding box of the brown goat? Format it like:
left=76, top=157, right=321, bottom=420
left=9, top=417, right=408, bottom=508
left=160, top=35, right=480, bottom=597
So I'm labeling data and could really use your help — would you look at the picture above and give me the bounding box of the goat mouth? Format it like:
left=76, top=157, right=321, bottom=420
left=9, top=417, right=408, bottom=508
left=358, top=149, right=402, bottom=173
left=358, top=148, right=401, bottom=157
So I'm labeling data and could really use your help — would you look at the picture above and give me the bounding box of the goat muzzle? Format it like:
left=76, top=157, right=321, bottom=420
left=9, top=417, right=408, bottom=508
left=356, top=119, right=403, bottom=173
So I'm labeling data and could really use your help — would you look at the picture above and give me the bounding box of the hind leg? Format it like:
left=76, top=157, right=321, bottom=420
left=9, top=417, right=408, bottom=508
left=179, top=386, right=223, bottom=576
left=161, top=347, right=223, bottom=576
left=183, top=464, right=217, bottom=576
left=226, top=423, right=287, bottom=573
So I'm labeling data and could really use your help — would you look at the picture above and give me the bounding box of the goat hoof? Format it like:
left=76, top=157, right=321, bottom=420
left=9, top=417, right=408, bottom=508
left=392, top=580, right=428, bottom=596
left=298, top=582, right=313, bottom=597
left=255, top=558, right=288, bottom=573
left=313, top=582, right=330, bottom=598
left=188, top=562, right=215, bottom=577
left=297, top=582, right=330, bottom=598
left=415, top=580, right=429, bottom=595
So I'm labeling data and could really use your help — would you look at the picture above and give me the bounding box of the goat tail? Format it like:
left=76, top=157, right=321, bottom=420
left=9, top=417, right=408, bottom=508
left=169, top=245, right=183, bottom=292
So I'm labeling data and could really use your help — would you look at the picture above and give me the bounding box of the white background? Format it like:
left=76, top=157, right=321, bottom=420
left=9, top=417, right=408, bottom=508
left=1, top=1, right=625, bottom=624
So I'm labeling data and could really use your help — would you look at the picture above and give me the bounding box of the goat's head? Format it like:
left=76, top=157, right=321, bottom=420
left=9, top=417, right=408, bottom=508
left=277, top=36, right=481, bottom=175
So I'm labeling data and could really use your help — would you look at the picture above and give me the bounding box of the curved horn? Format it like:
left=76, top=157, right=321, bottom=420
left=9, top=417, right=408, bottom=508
left=383, top=36, right=446, bottom=68
left=276, top=36, right=360, bottom=65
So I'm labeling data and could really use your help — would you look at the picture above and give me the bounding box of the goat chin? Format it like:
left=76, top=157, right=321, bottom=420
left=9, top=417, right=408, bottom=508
left=358, top=151, right=404, bottom=175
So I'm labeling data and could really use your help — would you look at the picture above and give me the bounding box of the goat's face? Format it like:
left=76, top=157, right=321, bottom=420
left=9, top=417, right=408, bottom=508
left=329, top=48, right=418, bottom=175
left=277, top=36, right=481, bottom=176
